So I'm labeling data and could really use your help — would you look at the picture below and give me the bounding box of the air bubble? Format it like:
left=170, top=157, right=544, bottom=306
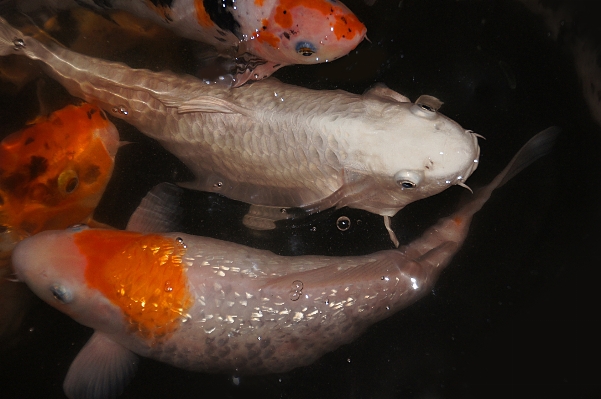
left=164, top=281, right=173, bottom=292
left=336, top=216, right=351, bottom=231
left=213, top=181, right=223, bottom=188
left=289, top=280, right=303, bottom=301
left=111, top=105, right=129, bottom=116
left=310, top=226, right=317, bottom=232
left=12, top=38, right=25, bottom=50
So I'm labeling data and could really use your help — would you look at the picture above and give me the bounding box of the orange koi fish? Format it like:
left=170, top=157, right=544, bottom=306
left=12, top=127, right=557, bottom=398
left=0, top=103, right=119, bottom=258
left=15, top=0, right=367, bottom=86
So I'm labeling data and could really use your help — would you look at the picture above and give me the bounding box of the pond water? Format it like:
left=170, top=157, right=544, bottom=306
left=0, top=0, right=599, bottom=398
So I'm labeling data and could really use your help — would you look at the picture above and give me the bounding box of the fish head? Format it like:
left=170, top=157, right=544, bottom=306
left=342, top=94, right=480, bottom=216
left=13, top=227, right=193, bottom=340
left=11, top=226, right=125, bottom=333
left=248, top=0, right=367, bottom=66
left=0, top=103, right=119, bottom=240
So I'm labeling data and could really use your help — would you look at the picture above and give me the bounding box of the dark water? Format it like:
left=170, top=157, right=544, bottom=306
left=1, top=0, right=599, bottom=398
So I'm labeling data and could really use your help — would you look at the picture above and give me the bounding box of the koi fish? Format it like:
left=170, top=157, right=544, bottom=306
left=0, top=102, right=119, bottom=259
left=11, top=127, right=557, bottom=399
left=0, top=16, right=480, bottom=246
left=15, top=0, right=367, bottom=86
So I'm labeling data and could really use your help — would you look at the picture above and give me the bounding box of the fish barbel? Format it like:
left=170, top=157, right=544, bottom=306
left=0, top=16, right=480, bottom=246
left=11, top=127, right=558, bottom=399
left=14, top=0, right=367, bottom=85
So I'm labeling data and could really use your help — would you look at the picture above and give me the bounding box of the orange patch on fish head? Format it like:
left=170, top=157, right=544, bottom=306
left=0, top=104, right=118, bottom=238
left=252, top=0, right=366, bottom=65
left=76, top=230, right=192, bottom=341
left=194, top=0, right=216, bottom=28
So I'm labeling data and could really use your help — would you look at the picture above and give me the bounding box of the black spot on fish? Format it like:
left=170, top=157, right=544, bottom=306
left=283, top=32, right=290, bottom=40
left=341, top=16, right=347, bottom=24
left=203, top=0, right=241, bottom=39
left=24, top=137, right=34, bottom=145
left=44, top=142, right=50, bottom=150
left=86, top=108, right=96, bottom=119
left=29, top=156, right=48, bottom=180
left=283, top=10, right=287, bottom=14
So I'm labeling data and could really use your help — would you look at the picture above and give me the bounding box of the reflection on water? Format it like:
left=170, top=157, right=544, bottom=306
left=1, top=0, right=599, bottom=398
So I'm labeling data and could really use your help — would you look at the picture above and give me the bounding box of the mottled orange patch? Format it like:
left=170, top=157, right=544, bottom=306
left=254, top=0, right=265, bottom=6
left=274, top=0, right=365, bottom=40
left=453, top=216, right=464, bottom=225
left=254, top=19, right=280, bottom=47
left=0, top=103, right=117, bottom=241
left=194, top=0, right=215, bottom=28
left=77, top=230, right=192, bottom=341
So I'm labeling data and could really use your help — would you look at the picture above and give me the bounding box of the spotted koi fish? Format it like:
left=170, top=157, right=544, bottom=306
left=12, top=127, right=557, bottom=399
left=15, top=0, right=367, bottom=86
left=0, top=102, right=119, bottom=260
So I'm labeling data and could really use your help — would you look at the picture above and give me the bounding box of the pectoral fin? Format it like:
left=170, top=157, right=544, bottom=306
left=63, top=331, right=139, bottom=399
left=242, top=204, right=298, bottom=230
left=126, top=182, right=184, bottom=233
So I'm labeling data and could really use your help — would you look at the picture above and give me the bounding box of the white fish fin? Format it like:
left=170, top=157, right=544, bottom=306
left=63, top=331, right=139, bottom=399
left=167, top=96, right=252, bottom=116
left=383, top=216, right=400, bottom=248
left=126, top=182, right=184, bottom=233
left=300, top=174, right=374, bottom=215
left=363, top=83, right=410, bottom=103
left=242, top=205, right=296, bottom=230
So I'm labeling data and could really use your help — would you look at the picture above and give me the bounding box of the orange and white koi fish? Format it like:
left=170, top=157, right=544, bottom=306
left=16, top=0, right=367, bottom=86
left=12, top=127, right=557, bottom=399
left=0, top=16, right=480, bottom=246
left=0, top=102, right=119, bottom=259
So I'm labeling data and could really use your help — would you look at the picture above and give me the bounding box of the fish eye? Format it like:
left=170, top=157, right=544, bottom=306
left=394, top=170, right=423, bottom=189
left=67, top=223, right=89, bottom=231
left=296, top=42, right=317, bottom=56
left=58, top=170, right=79, bottom=194
left=50, top=284, right=73, bottom=304
left=417, top=103, right=436, bottom=112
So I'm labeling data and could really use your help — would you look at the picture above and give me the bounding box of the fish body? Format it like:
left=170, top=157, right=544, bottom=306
left=0, top=17, right=480, bottom=245
left=0, top=102, right=119, bottom=256
left=11, top=127, right=558, bottom=399
left=16, top=0, right=367, bottom=85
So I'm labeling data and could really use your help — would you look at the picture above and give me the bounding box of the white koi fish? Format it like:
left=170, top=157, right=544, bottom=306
left=13, top=0, right=367, bottom=86
left=0, top=16, right=480, bottom=246
left=11, top=127, right=557, bottom=399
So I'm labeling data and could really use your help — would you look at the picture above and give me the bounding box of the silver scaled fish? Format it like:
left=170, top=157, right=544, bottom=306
left=0, top=16, right=480, bottom=246
left=11, top=127, right=558, bottom=399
